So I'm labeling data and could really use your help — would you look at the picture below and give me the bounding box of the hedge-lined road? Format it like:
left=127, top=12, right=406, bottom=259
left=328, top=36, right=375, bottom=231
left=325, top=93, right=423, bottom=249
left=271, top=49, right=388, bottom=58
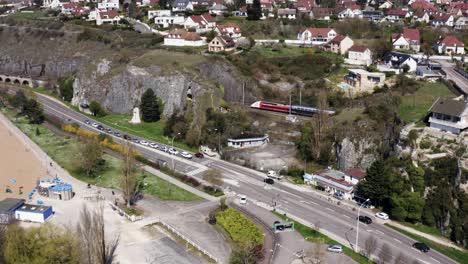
left=11, top=86, right=457, bottom=264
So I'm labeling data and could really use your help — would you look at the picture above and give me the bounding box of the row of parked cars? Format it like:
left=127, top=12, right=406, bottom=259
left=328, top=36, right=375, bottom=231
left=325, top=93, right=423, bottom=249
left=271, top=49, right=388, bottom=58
left=84, top=119, right=203, bottom=160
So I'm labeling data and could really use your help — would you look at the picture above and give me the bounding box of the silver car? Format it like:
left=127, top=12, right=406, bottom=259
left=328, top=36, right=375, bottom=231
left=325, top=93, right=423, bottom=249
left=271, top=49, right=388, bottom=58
left=168, top=148, right=179, bottom=155
left=327, top=245, right=343, bottom=253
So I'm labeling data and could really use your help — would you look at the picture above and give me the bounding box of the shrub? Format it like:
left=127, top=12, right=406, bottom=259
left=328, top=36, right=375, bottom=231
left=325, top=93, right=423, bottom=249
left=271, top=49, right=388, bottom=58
left=420, top=139, right=432, bottom=149
left=216, top=208, right=264, bottom=247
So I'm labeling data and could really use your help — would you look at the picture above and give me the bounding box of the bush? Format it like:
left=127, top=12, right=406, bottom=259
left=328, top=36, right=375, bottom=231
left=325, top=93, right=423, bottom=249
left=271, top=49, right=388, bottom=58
left=420, top=139, right=432, bottom=149
left=216, top=208, right=264, bottom=247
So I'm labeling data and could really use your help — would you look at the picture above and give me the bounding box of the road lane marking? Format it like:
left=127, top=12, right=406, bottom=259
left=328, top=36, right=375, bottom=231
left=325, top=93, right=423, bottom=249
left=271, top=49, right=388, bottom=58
left=343, top=215, right=350, bottom=219
left=393, top=238, right=402, bottom=244
left=309, top=201, right=318, bottom=205
left=430, top=257, right=441, bottom=263
left=326, top=208, right=334, bottom=212
left=374, top=229, right=384, bottom=235
left=283, top=201, right=289, bottom=204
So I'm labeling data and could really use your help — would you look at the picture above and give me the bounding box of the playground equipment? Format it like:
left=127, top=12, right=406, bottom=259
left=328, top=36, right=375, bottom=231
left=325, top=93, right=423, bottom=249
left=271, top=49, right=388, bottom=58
left=37, top=178, right=73, bottom=200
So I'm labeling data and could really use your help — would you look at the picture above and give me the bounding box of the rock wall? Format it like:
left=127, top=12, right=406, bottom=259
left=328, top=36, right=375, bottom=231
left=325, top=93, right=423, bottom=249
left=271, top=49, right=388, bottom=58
left=335, top=137, right=377, bottom=171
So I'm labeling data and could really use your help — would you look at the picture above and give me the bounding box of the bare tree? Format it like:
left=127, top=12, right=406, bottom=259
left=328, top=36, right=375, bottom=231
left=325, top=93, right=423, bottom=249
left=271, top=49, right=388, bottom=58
left=378, top=243, right=392, bottom=264
left=364, top=235, right=378, bottom=259
left=77, top=204, right=120, bottom=264
left=120, top=142, right=138, bottom=207
left=309, top=91, right=331, bottom=160
left=203, top=168, right=223, bottom=186
left=394, top=252, right=409, bottom=264
left=303, top=243, right=325, bottom=264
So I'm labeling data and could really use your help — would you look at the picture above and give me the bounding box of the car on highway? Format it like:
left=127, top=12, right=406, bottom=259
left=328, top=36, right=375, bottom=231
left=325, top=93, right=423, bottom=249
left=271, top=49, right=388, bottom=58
left=133, top=138, right=140, bottom=144
left=85, top=120, right=91, bottom=125
left=168, top=148, right=179, bottom=155
left=97, top=125, right=104, bottom=131
left=91, top=123, right=98, bottom=128
left=333, top=192, right=344, bottom=200
left=264, top=178, right=275, bottom=184
left=114, top=132, right=121, bottom=137
left=375, top=212, right=389, bottom=220
left=240, top=195, right=247, bottom=205
left=195, top=153, right=204, bottom=159
left=181, top=151, right=192, bottom=159
left=412, top=242, right=430, bottom=253
left=123, top=134, right=131, bottom=140
left=160, top=146, right=168, bottom=152
left=327, top=245, right=343, bottom=253
left=267, top=170, right=283, bottom=180
left=149, top=143, right=158, bottom=149
left=140, top=140, right=149, bottom=146
left=358, top=215, right=372, bottom=224
left=105, top=128, right=112, bottom=133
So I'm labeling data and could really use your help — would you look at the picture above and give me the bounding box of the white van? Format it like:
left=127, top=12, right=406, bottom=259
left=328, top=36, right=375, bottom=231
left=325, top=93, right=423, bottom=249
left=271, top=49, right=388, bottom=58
left=267, top=170, right=283, bottom=180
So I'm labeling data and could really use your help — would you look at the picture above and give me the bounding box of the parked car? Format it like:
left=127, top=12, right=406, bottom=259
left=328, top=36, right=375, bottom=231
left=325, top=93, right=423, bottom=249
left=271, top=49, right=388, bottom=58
left=114, top=132, right=121, bottom=137
left=358, top=215, right=372, bottom=224
left=149, top=143, right=158, bottom=149
left=123, top=134, right=131, bottom=140
left=133, top=138, right=140, bottom=144
left=181, top=151, right=192, bottom=159
left=240, top=195, right=247, bottom=205
left=375, top=212, right=389, bottom=220
left=195, top=153, right=204, bottom=159
left=327, top=245, right=343, bottom=253
left=267, top=170, right=283, bottom=180
left=333, top=192, right=344, bottom=200
left=264, top=178, right=275, bottom=184
left=84, top=120, right=91, bottom=125
left=97, top=125, right=104, bottom=131
left=168, top=148, right=179, bottom=155
left=160, top=146, right=168, bottom=152
left=91, top=123, right=98, bottom=128
left=140, top=140, right=149, bottom=146
left=412, top=242, right=430, bottom=253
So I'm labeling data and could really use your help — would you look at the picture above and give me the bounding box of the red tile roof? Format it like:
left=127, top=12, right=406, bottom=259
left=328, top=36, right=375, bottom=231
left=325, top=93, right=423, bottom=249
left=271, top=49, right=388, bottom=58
left=330, top=35, right=346, bottom=44
left=189, top=13, right=215, bottom=25
left=432, top=13, right=451, bottom=22
left=344, top=168, right=366, bottom=179
left=300, top=27, right=334, bottom=36
left=402, top=27, right=420, bottom=42
left=62, top=2, right=78, bottom=9
left=217, top=23, right=241, bottom=33
left=439, top=35, right=464, bottom=47
left=387, top=9, right=407, bottom=16
left=99, top=10, right=119, bottom=19
left=348, top=45, right=369, bottom=53
left=411, top=0, right=438, bottom=12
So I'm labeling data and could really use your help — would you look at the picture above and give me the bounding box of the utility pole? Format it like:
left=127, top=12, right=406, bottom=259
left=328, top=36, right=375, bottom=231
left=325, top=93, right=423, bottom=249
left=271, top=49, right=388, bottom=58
left=299, top=87, right=302, bottom=106
left=242, top=81, right=245, bottom=105
left=289, top=93, right=292, bottom=115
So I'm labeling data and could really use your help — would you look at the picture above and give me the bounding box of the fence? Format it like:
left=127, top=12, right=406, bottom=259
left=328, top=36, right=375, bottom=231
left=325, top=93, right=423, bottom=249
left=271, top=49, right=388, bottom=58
left=455, top=68, right=468, bottom=79
left=108, top=202, right=143, bottom=222
left=157, top=220, right=220, bottom=263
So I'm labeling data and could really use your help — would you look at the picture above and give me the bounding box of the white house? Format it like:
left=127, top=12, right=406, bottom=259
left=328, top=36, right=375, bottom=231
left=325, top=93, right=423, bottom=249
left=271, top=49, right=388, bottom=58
left=391, top=27, right=420, bottom=52
left=227, top=134, right=269, bottom=149
left=428, top=96, right=468, bottom=134
left=325, top=35, right=354, bottom=55
left=97, top=0, right=119, bottom=10
left=436, top=35, right=465, bottom=55
left=344, top=69, right=386, bottom=90
left=297, top=27, right=337, bottom=45
left=150, top=10, right=185, bottom=28
left=454, top=16, right=468, bottom=31
left=338, top=8, right=362, bottom=19
left=209, top=3, right=228, bottom=16
left=381, top=52, right=418, bottom=73
left=164, top=29, right=205, bottom=46
left=345, top=45, right=372, bottom=66
left=344, top=168, right=366, bottom=185
left=184, top=13, right=216, bottom=33
left=61, top=2, right=78, bottom=15
left=386, top=9, right=410, bottom=23
left=277, top=8, right=297, bottom=19
left=172, top=0, right=193, bottom=12
left=378, top=1, right=392, bottom=9
left=148, top=9, right=171, bottom=19
left=303, top=170, right=356, bottom=199
left=413, top=10, right=430, bottom=23
left=43, top=0, right=62, bottom=9
left=432, top=14, right=454, bottom=27
left=96, top=10, right=120, bottom=25
left=216, top=23, right=242, bottom=39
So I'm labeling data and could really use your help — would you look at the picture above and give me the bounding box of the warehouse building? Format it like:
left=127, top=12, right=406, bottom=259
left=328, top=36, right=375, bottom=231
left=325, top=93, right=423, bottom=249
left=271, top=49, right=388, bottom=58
left=15, top=204, right=53, bottom=223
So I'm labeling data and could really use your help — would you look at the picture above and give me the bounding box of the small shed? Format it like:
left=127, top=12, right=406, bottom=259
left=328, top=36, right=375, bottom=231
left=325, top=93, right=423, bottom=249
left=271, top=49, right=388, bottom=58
left=15, top=204, right=53, bottom=223
left=0, top=198, right=25, bottom=224
left=227, top=134, right=269, bottom=149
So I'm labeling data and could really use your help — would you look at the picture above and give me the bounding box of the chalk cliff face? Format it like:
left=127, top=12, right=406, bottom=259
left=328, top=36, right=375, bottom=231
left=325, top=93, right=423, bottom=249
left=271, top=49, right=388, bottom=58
left=0, top=24, right=252, bottom=117
left=335, top=137, right=377, bottom=171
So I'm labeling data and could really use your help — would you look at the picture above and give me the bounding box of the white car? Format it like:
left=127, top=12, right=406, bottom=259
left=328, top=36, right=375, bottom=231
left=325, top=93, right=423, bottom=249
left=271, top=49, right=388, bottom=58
left=91, top=123, right=99, bottom=128
left=140, top=140, right=149, bottom=146
left=181, top=151, right=192, bottom=159
left=327, top=245, right=343, bottom=253
left=375, top=212, right=389, bottom=220
left=267, top=170, right=283, bottom=180
left=168, top=148, right=179, bottom=155
left=240, top=195, right=247, bottom=205
left=149, top=143, right=158, bottom=149
left=160, top=146, right=168, bottom=152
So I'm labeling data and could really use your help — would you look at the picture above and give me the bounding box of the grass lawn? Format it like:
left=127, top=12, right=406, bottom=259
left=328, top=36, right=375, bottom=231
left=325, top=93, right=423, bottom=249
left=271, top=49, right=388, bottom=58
left=9, top=10, right=51, bottom=20
left=1, top=108, right=200, bottom=202
left=386, top=224, right=468, bottom=264
left=332, top=107, right=365, bottom=123
left=398, top=222, right=443, bottom=237
left=398, top=82, right=457, bottom=123
left=274, top=212, right=371, bottom=264
left=252, top=46, right=309, bottom=58
left=95, top=114, right=197, bottom=152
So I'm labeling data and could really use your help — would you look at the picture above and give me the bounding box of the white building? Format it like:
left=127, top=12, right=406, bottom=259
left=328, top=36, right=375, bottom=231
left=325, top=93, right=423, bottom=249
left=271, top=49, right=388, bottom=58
left=43, top=0, right=62, bottom=9
left=303, top=169, right=360, bottom=200
left=381, top=52, right=418, bottom=73
left=454, top=16, right=468, bottom=31
left=96, top=10, right=120, bottom=25
left=344, top=69, right=386, bottom=90
left=216, top=23, right=242, bottom=39
left=98, top=0, right=119, bottom=10
left=277, top=8, right=296, bottom=19
left=150, top=10, right=185, bottom=28
left=164, top=29, right=205, bottom=46
left=227, top=134, right=269, bottom=149
left=338, top=8, right=362, bottom=19
left=184, top=13, right=216, bottom=33
left=428, top=96, right=468, bottom=134
left=209, top=3, right=228, bottom=16
left=297, top=27, right=337, bottom=45
left=15, top=204, right=53, bottom=223
left=436, top=35, right=465, bottom=55
left=148, top=9, right=171, bottom=19
left=391, top=27, right=420, bottom=52
left=345, top=45, right=372, bottom=66
left=432, top=14, right=454, bottom=27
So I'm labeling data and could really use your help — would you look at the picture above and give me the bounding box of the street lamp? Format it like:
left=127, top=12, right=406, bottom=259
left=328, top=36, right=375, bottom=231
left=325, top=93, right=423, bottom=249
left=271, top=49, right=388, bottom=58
left=355, top=198, right=370, bottom=253
left=214, top=128, right=221, bottom=153
left=171, top=132, right=181, bottom=170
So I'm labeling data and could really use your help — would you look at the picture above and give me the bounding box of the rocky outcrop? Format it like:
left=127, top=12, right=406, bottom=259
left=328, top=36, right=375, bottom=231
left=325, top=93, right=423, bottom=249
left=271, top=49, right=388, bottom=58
left=335, top=137, right=377, bottom=171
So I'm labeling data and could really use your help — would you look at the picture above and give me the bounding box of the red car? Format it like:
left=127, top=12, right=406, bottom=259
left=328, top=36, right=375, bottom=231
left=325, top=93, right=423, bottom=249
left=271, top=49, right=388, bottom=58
left=195, top=153, right=204, bottom=159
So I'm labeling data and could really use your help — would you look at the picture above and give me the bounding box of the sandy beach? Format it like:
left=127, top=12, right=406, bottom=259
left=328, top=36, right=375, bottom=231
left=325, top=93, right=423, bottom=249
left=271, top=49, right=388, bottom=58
left=0, top=121, right=47, bottom=200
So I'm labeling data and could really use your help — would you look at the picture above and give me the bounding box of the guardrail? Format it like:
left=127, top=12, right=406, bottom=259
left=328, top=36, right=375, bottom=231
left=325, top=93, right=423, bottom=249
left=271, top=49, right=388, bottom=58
left=109, top=202, right=143, bottom=222
left=157, top=220, right=220, bottom=263
left=454, top=68, right=468, bottom=79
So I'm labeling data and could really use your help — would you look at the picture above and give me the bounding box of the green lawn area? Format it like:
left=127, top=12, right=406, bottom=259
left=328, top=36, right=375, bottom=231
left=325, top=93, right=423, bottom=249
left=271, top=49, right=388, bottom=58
left=333, top=107, right=365, bottom=123
left=9, top=10, right=51, bottom=20
left=274, top=212, right=371, bottom=264
left=398, top=82, right=457, bottom=123
left=252, top=46, right=309, bottom=58
left=95, top=114, right=197, bottom=152
left=1, top=108, right=200, bottom=202
left=398, top=222, right=443, bottom=237
left=386, top=224, right=468, bottom=264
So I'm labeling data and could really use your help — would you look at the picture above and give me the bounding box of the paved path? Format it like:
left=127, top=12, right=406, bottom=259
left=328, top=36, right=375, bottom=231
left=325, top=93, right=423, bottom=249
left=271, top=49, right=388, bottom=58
left=435, top=59, right=468, bottom=92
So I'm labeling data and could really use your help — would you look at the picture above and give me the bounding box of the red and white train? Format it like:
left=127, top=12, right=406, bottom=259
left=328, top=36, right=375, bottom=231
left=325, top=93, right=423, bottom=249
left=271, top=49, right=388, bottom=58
left=250, top=101, right=335, bottom=117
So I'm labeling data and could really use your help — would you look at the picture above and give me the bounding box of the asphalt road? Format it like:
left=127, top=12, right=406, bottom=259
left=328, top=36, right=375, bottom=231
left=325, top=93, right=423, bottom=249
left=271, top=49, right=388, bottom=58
left=435, top=59, right=468, bottom=93
left=6, top=86, right=458, bottom=264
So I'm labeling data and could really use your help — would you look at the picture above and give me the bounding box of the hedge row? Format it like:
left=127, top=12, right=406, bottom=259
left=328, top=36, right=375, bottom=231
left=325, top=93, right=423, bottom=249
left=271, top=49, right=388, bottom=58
left=217, top=208, right=264, bottom=247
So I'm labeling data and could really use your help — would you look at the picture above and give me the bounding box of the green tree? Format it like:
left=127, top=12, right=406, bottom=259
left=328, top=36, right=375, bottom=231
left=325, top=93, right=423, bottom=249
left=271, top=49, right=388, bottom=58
left=407, top=166, right=425, bottom=194
left=58, top=78, right=74, bottom=102
left=23, top=98, right=45, bottom=124
left=9, top=90, right=27, bottom=109
left=247, top=0, right=262, bottom=20
left=120, top=143, right=138, bottom=207
left=77, top=139, right=104, bottom=176
left=203, top=169, right=223, bottom=186
left=128, top=0, right=137, bottom=18
left=89, top=101, right=106, bottom=117
left=206, top=30, right=217, bottom=42
left=139, top=88, right=162, bottom=122
left=356, top=160, right=394, bottom=206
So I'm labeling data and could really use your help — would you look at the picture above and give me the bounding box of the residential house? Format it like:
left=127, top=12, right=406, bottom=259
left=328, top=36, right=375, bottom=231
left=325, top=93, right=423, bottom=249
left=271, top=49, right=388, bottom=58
left=208, top=35, right=235, bottom=53
left=411, top=1, right=438, bottom=14
left=325, top=35, right=354, bottom=55
left=153, top=11, right=185, bottom=28
left=416, top=66, right=442, bottom=80
left=233, top=5, right=247, bottom=17
left=391, top=27, right=420, bottom=52
left=297, top=27, right=337, bottom=45
left=61, top=2, right=78, bottom=15
left=209, top=3, right=227, bottom=15
left=184, top=13, right=216, bottom=33
left=344, top=69, right=386, bottom=90
left=303, top=169, right=358, bottom=199
left=310, top=7, right=333, bottom=20
left=97, top=0, right=118, bottom=10
left=378, top=0, right=392, bottom=9
left=428, top=96, right=468, bottom=134
left=345, top=45, right=372, bottom=66
left=413, top=10, right=430, bottom=23
left=172, top=0, right=193, bottom=12
left=43, top=0, right=62, bottom=9
left=432, top=14, right=454, bottom=27
left=436, top=35, right=465, bottom=55
left=216, top=23, right=242, bottom=39
left=381, top=51, right=418, bottom=73
left=164, top=29, right=205, bottom=46
left=454, top=16, right=468, bottom=30
left=344, top=168, right=366, bottom=185
left=386, top=9, right=410, bottom=23
left=260, top=0, right=273, bottom=13
left=338, top=7, right=362, bottom=19
left=295, top=0, right=314, bottom=15
left=277, top=8, right=296, bottom=19
left=450, top=2, right=468, bottom=16
left=96, top=10, right=120, bottom=25
left=148, top=9, right=171, bottom=19
left=361, top=10, right=383, bottom=22
left=191, top=0, right=212, bottom=8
